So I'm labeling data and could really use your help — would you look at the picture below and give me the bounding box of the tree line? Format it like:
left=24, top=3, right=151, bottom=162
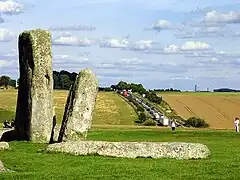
left=110, top=81, right=163, bottom=104
left=0, top=76, right=16, bottom=89
left=213, top=88, right=240, bottom=92
left=152, top=88, right=181, bottom=92
left=1, top=70, right=179, bottom=97
left=0, top=71, right=78, bottom=90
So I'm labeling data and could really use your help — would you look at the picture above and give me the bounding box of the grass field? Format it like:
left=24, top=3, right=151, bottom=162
left=158, top=91, right=240, bottom=96
left=157, top=92, right=240, bottom=129
left=0, top=89, right=137, bottom=125
left=0, top=90, right=239, bottom=179
left=0, top=128, right=239, bottom=179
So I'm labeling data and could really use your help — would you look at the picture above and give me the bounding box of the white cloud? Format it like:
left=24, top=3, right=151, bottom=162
left=0, top=56, right=16, bottom=68
left=52, top=35, right=154, bottom=51
left=164, top=41, right=211, bottom=54
left=186, top=6, right=213, bottom=15
left=121, top=57, right=143, bottom=65
left=4, top=48, right=18, bottom=57
left=170, top=76, right=195, bottom=80
left=177, top=10, right=240, bottom=39
left=95, top=63, right=115, bottom=68
left=49, top=24, right=96, bottom=31
left=0, top=0, right=24, bottom=14
left=52, top=35, right=94, bottom=46
left=100, top=38, right=129, bottom=48
left=53, top=54, right=89, bottom=64
left=203, top=10, right=240, bottom=24
left=130, top=40, right=152, bottom=50
left=164, top=44, right=179, bottom=53
left=100, top=38, right=153, bottom=51
left=180, top=41, right=211, bottom=51
left=0, top=28, right=15, bottom=42
left=0, top=60, right=9, bottom=67
left=151, top=20, right=172, bottom=31
left=94, top=57, right=154, bottom=72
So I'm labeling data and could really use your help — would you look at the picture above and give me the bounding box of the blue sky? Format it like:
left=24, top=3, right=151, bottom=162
left=0, top=0, right=240, bottom=90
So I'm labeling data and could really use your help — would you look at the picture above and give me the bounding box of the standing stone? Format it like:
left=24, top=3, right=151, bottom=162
left=15, top=29, right=54, bottom=143
left=58, top=69, right=98, bottom=142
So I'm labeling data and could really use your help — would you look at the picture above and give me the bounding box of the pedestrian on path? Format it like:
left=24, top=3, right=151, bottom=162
left=171, top=119, right=176, bottom=131
left=234, top=117, right=239, bottom=132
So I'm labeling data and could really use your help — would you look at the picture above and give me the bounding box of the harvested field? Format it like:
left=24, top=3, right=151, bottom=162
left=159, top=92, right=240, bottom=129
left=0, top=89, right=137, bottom=125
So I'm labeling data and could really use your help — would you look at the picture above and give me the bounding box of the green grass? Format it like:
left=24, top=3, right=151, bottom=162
left=0, top=108, right=15, bottom=123
left=0, top=90, right=137, bottom=125
left=0, top=129, right=239, bottom=179
left=156, top=91, right=240, bottom=96
left=93, top=92, right=137, bottom=125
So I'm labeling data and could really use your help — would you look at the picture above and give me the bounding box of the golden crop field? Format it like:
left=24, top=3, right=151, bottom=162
left=0, top=89, right=137, bottom=125
left=159, top=92, right=240, bottom=129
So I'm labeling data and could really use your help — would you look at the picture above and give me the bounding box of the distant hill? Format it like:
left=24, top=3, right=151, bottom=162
left=213, top=88, right=240, bottom=92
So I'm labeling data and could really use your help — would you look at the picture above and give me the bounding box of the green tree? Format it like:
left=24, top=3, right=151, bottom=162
left=9, top=79, right=16, bottom=87
left=138, top=112, right=147, bottom=123
left=0, top=75, right=11, bottom=89
left=17, top=78, right=20, bottom=86
left=116, top=81, right=129, bottom=90
left=59, top=74, right=71, bottom=90
left=53, top=72, right=60, bottom=89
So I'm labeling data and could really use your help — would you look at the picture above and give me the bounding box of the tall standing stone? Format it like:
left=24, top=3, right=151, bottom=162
left=15, top=29, right=54, bottom=143
left=58, top=69, right=98, bottom=142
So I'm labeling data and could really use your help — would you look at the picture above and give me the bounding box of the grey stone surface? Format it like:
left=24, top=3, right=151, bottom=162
left=58, top=69, right=98, bottom=142
left=0, top=142, right=9, bottom=150
left=14, top=29, right=54, bottom=143
left=51, top=124, right=61, bottom=143
left=46, top=141, right=211, bottom=160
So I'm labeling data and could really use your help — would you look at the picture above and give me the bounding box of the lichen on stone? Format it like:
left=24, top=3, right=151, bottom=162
left=58, top=68, right=98, bottom=142
left=15, top=28, right=54, bottom=143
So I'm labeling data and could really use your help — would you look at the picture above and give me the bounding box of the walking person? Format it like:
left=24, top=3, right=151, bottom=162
left=234, top=117, right=239, bottom=132
left=171, top=119, right=176, bottom=131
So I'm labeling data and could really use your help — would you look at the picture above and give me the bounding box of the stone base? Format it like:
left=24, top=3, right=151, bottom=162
left=46, top=141, right=211, bottom=160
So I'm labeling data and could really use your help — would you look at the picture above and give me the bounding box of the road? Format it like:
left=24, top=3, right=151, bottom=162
left=126, top=92, right=170, bottom=126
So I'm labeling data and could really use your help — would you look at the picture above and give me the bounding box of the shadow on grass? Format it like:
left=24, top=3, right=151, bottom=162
left=134, top=120, right=141, bottom=124
left=0, top=108, right=15, bottom=123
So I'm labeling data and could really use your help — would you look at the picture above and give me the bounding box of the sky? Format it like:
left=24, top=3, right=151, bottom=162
left=0, top=0, right=240, bottom=91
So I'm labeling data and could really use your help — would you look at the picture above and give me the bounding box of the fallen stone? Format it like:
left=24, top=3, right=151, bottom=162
left=0, top=160, right=13, bottom=172
left=46, top=141, right=211, bottom=160
left=58, top=69, right=98, bottom=142
left=13, top=29, right=54, bottom=143
left=0, top=142, right=9, bottom=150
